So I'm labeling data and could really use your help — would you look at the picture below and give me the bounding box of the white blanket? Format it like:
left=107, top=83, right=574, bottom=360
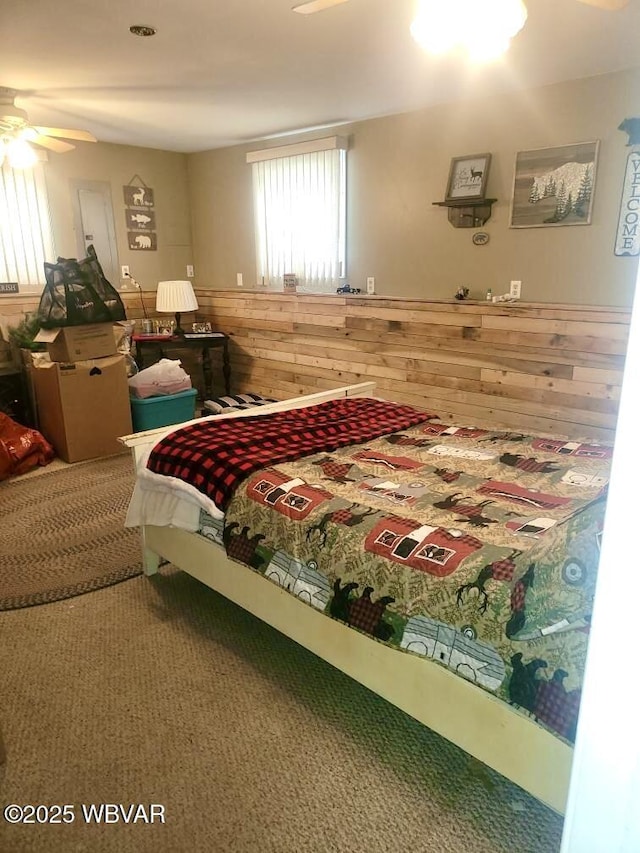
left=124, top=425, right=224, bottom=530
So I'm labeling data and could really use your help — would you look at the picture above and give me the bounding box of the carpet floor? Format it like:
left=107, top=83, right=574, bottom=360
left=0, top=566, right=565, bottom=853
left=0, top=453, right=142, bottom=610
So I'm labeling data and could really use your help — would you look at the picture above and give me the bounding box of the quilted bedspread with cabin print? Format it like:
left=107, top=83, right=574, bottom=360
left=154, top=398, right=611, bottom=744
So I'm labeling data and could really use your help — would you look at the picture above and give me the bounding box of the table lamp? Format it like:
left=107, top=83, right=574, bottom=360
left=155, top=280, right=199, bottom=336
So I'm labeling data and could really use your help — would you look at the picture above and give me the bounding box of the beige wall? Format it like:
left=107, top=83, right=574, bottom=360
left=2, top=68, right=637, bottom=313
left=42, top=141, right=192, bottom=291
left=0, top=141, right=192, bottom=333
left=187, top=68, right=640, bottom=306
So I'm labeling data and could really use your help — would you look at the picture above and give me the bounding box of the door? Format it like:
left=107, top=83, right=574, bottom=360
left=71, top=180, right=119, bottom=287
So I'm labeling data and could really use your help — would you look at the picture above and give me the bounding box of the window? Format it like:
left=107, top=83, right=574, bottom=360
left=248, top=136, right=347, bottom=292
left=0, top=163, right=55, bottom=290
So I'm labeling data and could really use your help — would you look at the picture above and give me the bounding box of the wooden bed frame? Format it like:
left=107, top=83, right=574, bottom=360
left=121, top=381, right=573, bottom=814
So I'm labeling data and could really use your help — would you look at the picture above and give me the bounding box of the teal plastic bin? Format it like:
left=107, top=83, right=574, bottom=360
left=130, top=388, right=198, bottom=432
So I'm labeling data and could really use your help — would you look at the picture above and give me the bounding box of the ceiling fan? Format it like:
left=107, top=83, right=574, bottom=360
left=0, top=87, right=97, bottom=157
left=292, top=0, right=629, bottom=13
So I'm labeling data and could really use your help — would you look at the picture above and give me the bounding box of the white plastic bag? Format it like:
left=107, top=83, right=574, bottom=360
left=128, top=358, right=192, bottom=399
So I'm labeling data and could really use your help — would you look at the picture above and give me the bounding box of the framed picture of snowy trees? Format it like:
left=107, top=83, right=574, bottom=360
left=510, top=141, right=599, bottom=228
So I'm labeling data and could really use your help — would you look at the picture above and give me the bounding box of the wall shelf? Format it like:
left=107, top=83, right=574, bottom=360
left=432, top=198, right=497, bottom=228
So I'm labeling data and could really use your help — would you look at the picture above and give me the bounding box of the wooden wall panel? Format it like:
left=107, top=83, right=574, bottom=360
left=0, top=295, right=40, bottom=330
left=3, top=290, right=629, bottom=442
left=195, top=290, right=630, bottom=442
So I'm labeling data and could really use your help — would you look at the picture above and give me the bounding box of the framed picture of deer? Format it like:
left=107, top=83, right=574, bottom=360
left=444, top=153, right=491, bottom=202
left=510, top=141, right=599, bottom=228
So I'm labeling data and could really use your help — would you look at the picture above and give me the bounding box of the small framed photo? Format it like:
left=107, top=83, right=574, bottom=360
left=445, top=153, right=491, bottom=202
left=154, top=319, right=175, bottom=336
left=510, top=141, right=599, bottom=228
left=283, top=273, right=298, bottom=292
left=192, top=322, right=212, bottom=333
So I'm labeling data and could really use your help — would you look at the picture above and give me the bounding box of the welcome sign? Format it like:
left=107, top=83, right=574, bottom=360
left=615, top=150, right=640, bottom=257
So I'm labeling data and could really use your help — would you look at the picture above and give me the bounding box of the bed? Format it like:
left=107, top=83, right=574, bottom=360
left=121, top=380, right=611, bottom=814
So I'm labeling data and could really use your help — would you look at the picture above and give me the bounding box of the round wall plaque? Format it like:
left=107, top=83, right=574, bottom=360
left=472, top=231, right=490, bottom=246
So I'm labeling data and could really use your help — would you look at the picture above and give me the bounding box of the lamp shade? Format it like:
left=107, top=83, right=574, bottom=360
left=156, top=280, right=199, bottom=313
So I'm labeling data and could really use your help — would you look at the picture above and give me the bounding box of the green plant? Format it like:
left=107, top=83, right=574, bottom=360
left=7, top=313, right=46, bottom=352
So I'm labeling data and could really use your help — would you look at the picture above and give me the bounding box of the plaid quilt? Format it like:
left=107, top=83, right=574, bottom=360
left=147, top=397, right=433, bottom=512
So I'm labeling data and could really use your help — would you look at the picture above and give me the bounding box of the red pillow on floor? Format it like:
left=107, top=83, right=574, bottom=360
left=0, top=412, right=55, bottom=481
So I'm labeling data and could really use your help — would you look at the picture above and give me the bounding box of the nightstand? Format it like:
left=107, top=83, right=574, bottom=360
left=132, top=333, right=231, bottom=399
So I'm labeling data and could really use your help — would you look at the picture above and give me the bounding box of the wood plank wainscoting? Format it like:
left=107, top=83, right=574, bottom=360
left=3, top=291, right=630, bottom=443
left=191, top=291, right=629, bottom=444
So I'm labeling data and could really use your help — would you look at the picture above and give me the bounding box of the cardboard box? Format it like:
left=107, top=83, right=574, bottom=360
left=33, top=355, right=133, bottom=462
left=34, top=323, right=118, bottom=362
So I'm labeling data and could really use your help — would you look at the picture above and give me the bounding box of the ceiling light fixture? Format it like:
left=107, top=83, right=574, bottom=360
left=129, top=25, right=157, bottom=37
left=410, top=0, right=528, bottom=62
left=0, top=134, right=38, bottom=169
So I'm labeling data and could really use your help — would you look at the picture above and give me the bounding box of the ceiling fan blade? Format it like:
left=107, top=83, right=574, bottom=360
left=292, top=0, right=350, bottom=14
left=575, top=0, right=628, bottom=9
left=32, top=125, right=97, bottom=143
left=27, top=133, right=75, bottom=153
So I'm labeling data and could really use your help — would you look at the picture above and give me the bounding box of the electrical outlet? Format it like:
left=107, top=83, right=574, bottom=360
left=236, top=273, right=243, bottom=287
left=121, top=265, right=130, bottom=279
left=366, top=277, right=375, bottom=295
left=186, top=265, right=194, bottom=278
left=510, top=280, right=522, bottom=299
